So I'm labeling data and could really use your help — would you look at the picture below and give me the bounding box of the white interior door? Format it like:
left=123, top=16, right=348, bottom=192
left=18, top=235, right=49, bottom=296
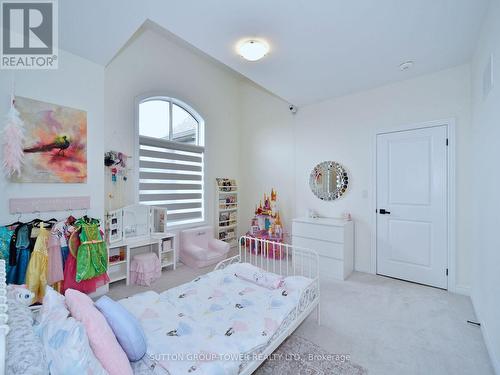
left=376, top=126, right=448, bottom=289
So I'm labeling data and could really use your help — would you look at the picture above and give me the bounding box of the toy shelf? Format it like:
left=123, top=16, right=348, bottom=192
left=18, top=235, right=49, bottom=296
left=219, top=219, right=237, bottom=224
left=216, top=178, right=238, bottom=248
left=218, top=224, right=237, bottom=231
left=219, top=207, right=238, bottom=212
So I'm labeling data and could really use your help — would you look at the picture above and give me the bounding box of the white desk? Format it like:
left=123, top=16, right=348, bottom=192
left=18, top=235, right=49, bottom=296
left=107, top=233, right=176, bottom=285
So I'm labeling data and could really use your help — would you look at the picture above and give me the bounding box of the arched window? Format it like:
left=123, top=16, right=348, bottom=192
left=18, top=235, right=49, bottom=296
left=137, top=96, right=204, bottom=226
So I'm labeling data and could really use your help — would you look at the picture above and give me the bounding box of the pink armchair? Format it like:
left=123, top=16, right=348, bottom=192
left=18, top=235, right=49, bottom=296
left=179, top=226, right=230, bottom=268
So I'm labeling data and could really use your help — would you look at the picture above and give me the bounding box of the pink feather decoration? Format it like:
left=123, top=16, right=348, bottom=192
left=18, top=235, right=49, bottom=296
left=2, top=104, right=25, bottom=177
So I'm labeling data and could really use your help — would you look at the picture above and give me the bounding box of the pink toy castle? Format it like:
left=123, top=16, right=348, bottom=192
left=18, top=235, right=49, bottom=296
left=246, top=188, right=284, bottom=258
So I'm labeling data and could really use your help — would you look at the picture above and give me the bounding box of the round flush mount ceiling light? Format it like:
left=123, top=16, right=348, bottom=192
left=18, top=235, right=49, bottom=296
left=237, top=39, right=270, bottom=61
left=399, top=61, right=414, bottom=71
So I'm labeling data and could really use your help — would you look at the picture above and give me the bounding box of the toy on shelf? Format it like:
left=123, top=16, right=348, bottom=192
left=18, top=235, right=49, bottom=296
left=216, top=177, right=237, bottom=192
left=246, top=188, right=285, bottom=259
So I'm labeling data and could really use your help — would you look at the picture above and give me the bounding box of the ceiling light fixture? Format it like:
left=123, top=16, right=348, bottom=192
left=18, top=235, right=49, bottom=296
left=399, top=61, right=414, bottom=71
left=237, top=39, right=269, bottom=61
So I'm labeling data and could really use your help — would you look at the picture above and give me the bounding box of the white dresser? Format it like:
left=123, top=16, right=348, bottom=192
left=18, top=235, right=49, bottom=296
left=292, top=217, right=354, bottom=281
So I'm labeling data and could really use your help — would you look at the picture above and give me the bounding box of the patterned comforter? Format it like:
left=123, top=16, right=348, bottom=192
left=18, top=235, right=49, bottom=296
left=119, top=263, right=314, bottom=375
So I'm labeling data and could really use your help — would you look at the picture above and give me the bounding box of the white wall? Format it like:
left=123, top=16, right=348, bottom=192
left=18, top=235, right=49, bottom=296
left=104, top=27, right=242, bottom=230
left=470, top=0, right=500, bottom=372
left=238, top=83, right=293, bottom=238
left=294, top=64, right=473, bottom=287
left=112, top=26, right=479, bottom=303
left=0, top=50, right=105, bottom=224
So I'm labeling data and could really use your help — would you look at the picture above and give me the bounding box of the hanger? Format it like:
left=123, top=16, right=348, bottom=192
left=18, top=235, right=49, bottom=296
left=44, top=217, right=58, bottom=224
left=26, top=211, right=44, bottom=227
left=42, top=218, right=58, bottom=229
left=66, top=208, right=76, bottom=225
left=6, top=212, right=23, bottom=228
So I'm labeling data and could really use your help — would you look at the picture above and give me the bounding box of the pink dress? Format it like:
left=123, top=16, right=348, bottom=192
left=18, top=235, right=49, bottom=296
left=47, top=230, right=64, bottom=285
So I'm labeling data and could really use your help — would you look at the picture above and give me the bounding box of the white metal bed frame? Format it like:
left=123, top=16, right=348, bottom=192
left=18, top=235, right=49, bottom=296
left=0, top=237, right=319, bottom=375
left=215, top=235, right=320, bottom=375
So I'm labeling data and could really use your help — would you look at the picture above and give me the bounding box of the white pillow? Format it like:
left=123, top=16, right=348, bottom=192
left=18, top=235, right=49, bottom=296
left=37, top=286, right=68, bottom=327
left=38, top=286, right=108, bottom=375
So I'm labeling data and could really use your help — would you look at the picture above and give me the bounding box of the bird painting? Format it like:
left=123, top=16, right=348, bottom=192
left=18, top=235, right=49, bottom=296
left=11, top=96, right=87, bottom=183
left=24, top=135, right=71, bottom=156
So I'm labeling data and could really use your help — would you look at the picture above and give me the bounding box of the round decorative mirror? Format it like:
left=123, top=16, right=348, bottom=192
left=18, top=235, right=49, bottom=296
left=309, top=161, right=349, bottom=201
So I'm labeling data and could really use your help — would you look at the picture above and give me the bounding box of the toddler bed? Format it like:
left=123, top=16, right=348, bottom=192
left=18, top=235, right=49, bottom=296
left=0, top=236, right=319, bottom=375
left=122, top=236, right=320, bottom=375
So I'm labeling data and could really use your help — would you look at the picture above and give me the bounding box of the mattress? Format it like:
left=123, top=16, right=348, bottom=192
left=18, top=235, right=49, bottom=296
left=119, top=263, right=314, bottom=375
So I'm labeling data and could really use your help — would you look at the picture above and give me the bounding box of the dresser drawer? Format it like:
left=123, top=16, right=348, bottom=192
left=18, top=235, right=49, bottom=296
left=292, top=236, right=345, bottom=260
left=294, top=254, right=346, bottom=280
left=292, top=221, right=344, bottom=243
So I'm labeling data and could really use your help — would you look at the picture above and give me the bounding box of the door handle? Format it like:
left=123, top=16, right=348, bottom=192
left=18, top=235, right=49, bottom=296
left=379, top=209, right=391, bottom=215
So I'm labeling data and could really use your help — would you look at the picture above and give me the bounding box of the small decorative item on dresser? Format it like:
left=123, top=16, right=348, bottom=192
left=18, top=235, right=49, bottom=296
left=343, top=212, right=352, bottom=221
left=307, top=209, right=319, bottom=219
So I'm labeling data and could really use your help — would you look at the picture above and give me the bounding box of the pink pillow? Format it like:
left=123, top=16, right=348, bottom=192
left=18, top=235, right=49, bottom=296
left=65, top=289, right=133, bottom=375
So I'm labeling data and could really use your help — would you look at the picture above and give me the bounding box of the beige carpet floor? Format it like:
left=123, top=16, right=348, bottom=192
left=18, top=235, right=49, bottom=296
left=107, top=260, right=494, bottom=375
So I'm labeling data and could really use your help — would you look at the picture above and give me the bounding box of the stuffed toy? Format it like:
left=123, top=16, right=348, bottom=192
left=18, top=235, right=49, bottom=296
left=7, top=284, right=35, bottom=306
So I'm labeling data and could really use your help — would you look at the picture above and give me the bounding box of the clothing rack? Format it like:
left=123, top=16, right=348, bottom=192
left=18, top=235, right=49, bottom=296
left=9, top=196, right=91, bottom=215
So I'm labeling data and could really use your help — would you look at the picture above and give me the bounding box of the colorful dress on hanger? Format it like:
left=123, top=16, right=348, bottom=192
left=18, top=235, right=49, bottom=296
left=62, top=228, right=109, bottom=294
left=25, top=226, right=49, bottom=302
left=75, top=218, right=107, bottom=282
left=53, top=220, right=72, bottom=270
left=7, top=224, right=32, bottom=285
left=8, top=224, right=21, bottom=267
left=47, top=230, right=64, bottom=285
left=0, top=226, right=14, bottom=274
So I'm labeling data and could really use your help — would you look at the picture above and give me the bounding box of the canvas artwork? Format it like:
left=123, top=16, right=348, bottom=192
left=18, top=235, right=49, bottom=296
left=13, top=96, right=87, bottom=183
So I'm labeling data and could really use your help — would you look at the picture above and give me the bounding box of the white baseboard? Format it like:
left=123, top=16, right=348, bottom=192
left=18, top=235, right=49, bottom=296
left=452, top=284, right=471, bottom=296
left=354, top=265, right=372, bottom=274
left=472, top=295, right=500, bottom=375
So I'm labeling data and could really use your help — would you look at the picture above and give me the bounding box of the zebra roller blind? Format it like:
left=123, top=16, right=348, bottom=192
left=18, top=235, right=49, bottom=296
left=139, top=135, right=204, bottom=225
left=138, top=97, right=204, bottom=226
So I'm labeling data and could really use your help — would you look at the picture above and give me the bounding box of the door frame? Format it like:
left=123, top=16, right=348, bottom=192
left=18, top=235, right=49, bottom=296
left=370, top=118, right=460, bottom=293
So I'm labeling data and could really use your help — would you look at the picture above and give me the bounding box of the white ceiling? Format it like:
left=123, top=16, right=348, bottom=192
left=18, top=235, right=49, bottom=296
left=60, top=0, right=489, bottom=106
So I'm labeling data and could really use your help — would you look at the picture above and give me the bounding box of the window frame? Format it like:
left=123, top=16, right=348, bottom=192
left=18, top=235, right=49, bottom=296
left=134, top=93, right=206, bottom=229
